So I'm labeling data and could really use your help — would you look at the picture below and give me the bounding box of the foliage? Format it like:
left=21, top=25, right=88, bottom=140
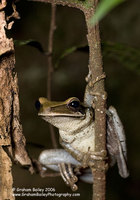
left=55, top=42, right=140, bottom=75
left=14, top=39, right=46, bottom=54
left=90, top=0, right=125, bottom=25
left=102, top=42, right=140, bottom=75
left=15, top=38, right=140, bottom=75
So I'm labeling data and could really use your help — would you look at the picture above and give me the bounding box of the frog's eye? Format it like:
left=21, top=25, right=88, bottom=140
left=68, top=98, right=85, bottom=114
left=35, top=100, right=41, bottom=111
left=68, top=100, right=80, bottom=108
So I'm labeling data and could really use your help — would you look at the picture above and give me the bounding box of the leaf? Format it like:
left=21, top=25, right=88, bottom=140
left=55, top=44, right=87, bottom=68
left=14, top=40, right=46, bottom=54
left=102, top=42, right=140, bottom=75
left=55, top=42, right=140, bottom=75
left=90, top=0, right=125, bottom=26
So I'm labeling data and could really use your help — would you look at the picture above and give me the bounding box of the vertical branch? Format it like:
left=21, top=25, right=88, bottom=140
left=84, top=2, right=107, bottom=200
left=47, top=3, right=57, bottom=148
left=47, top=3, right=56, bottom=99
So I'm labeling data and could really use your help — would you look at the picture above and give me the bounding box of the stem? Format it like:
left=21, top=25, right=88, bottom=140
left=47, top=3, right=56, bottom=99
left=47, top=3, right=57, bottom=148
left=84, top=4, right=107, bottom=200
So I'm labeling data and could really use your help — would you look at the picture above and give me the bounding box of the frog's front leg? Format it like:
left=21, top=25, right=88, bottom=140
left=39, top=149, right=82, bottom=191
left=60, top=139, right=107, bottom=170
left=60, top=139, right=85, bottom=164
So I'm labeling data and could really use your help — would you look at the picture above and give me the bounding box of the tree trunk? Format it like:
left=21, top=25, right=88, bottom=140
left=0, top=1, right=33, bottom=198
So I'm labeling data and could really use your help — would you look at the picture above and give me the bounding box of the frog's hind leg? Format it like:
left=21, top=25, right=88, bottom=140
left=39, top=149, right=81, bottom=191
left=107, top=106, right=129, bottom=178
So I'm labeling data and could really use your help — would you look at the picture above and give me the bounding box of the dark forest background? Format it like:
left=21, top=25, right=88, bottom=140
left=9, top=0, right=140, bottom=199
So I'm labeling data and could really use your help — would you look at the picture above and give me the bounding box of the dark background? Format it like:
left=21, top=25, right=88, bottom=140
left=10, top=0, right=140, bottom=199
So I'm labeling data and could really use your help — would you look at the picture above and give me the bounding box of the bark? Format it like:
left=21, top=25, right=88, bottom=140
left=0, top=3, right=15, bottom=198
left=0, top=147, right=14, bottom=200
left=84, top=5, right=107, bottom=200
left=0, top=1, right=33, bottom=198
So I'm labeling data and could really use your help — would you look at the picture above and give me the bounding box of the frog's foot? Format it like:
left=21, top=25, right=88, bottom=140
left=59, top=163, right=78, bottom=191
left=90, top=150, right=107, bottom=161
left=79, top=150, right=108, bottom=171
left=86, top=73, right=106, bottom=87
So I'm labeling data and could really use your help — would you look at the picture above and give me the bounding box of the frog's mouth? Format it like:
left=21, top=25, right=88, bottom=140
left=35, top=97, right=86, bottom=118
left=37, top=105, right=85, bottom=118
left=38, top=112, right=85, bottom=118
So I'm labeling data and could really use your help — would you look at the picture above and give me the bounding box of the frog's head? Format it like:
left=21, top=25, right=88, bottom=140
left=35, top=97, right=93, bottom=132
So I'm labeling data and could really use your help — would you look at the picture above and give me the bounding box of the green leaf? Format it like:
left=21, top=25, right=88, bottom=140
left=55, top=42, right=140, bottom=75
left=14, top=40, right=46, bottom=54
left=102, top=42, right=140, bottom=75
left=90, top=0, right=125, bottom=26
left=55, top=44, right=87, bottom=68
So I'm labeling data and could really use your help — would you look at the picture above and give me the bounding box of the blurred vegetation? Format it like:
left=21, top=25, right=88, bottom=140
left=102, top=42, right=140, bottom=75
left=8, top=0, right=140, bottom=200
left=91, top=0, right=125, bottom=25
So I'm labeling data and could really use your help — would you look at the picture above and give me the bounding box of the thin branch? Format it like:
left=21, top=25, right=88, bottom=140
left=29, top=0, right=85, bottom=10
left=83, top=2, right=107, bottom=200
left=32, top=159, right=61, bottom=177
left=47, top=3, right=57, bottom=148
left=47, top=3, right=56, bottom=100
left=49, top=124, right=57, bottom=148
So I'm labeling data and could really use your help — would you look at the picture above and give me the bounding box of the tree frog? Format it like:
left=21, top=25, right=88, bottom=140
left=35, top=97, right=129, bottom=190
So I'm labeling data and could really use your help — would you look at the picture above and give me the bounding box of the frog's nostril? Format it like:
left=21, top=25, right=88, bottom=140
left=35, top=100, right=41, bottom=111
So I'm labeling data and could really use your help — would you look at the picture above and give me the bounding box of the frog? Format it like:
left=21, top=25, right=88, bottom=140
left=35, top=97, right=129, bottom=190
